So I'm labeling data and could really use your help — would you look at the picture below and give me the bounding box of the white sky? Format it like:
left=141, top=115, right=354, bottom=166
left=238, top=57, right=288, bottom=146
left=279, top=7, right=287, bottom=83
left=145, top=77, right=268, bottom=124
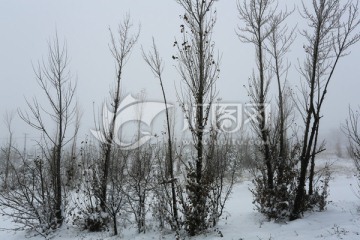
left=0, top=0, right=359, bottom=147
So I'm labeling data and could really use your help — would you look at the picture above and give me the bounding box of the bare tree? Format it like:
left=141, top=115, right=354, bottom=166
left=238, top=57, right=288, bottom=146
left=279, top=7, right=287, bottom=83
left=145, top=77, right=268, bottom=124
left=151, top=141, right=180, bottom=232
left=97, top=15, right=139, bottom=212
left=142, top=39, right=179, bottom=230
left=266, top=9, right=296, bottom=182
left=1, top=111, right=15, bottom=190
left=237, top=0, right=301, bottom=220
left=69, top=138, right=108, bottom=232
left=291, top=0, right=360, bottom=220
left=72, top=140, right=130, bottom=236
left=122, top=93, right=154, bottom=234
left=205, top=129, right=237, bottom=227
left=18, top=33, right=78, bottom=227
left=125, top=143, right=155, bottom=234
left=342, top=107, right=360, bottom=202
left=104, top=146, right=130, bottom=235
left=63, top=109, right=82, bottom=190
left=237, top=0, right=277, bottom=190
left=343, top=106, right=360, bottom=171
left=174, top=0, right=220, bottom=236
left=0, top=149, right=56, bottom=236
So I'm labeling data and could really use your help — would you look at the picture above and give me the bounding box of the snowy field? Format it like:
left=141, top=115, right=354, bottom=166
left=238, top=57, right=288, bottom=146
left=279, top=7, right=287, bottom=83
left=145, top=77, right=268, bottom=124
left=0, top=156, right=359, bottom=240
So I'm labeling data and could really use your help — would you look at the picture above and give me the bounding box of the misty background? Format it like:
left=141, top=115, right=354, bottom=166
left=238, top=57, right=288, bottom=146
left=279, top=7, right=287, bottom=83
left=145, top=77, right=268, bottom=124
left=0, top=0, right=359, bottom=150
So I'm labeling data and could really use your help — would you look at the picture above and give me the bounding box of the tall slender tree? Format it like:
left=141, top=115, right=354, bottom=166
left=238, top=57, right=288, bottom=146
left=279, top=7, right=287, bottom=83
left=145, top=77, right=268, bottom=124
left=98, top=15, right=139, bottom=211
left=19, top=33, right=78, bottom=227
left=143, top=39, right=179, bottom=229
left=291, top=0, right=360, bottom=220
left=1, top=111, right=15, bottom=190
left=174, top=0, right=220, bottom=235
left=237, top=0, right=278, bottom=190
left=237, top=0, right=298, bottom=220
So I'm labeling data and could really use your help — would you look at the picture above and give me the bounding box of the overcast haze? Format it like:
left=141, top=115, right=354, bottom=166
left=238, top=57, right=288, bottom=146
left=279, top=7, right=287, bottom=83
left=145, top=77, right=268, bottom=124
left=1, top=0, right=359, bottom=147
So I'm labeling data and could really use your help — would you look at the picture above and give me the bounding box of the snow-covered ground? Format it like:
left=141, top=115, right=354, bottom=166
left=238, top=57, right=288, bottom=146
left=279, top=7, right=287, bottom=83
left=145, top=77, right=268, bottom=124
left=0, top=156, right=359, bottom=240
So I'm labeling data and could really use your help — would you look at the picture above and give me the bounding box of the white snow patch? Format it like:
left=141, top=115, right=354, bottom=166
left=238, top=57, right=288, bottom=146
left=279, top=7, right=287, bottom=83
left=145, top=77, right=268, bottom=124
left=0, top=157, right=359, bottom=239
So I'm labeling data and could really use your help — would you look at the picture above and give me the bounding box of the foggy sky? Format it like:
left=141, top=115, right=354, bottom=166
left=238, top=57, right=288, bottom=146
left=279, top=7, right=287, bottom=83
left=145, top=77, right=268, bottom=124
left=1, top=0, right=359, bottom=148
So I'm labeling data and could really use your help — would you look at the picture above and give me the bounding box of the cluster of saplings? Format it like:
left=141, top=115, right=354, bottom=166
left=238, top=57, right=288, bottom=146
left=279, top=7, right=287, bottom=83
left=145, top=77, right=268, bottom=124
left=0, top=0, right=359, bottom=238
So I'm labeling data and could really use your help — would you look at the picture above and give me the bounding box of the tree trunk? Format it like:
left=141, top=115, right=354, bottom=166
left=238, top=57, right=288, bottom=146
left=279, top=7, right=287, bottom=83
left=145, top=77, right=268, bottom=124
left=55, top=77, right=64, bottom=226
left=291, top=118, right=318, bottom=219
left=55, top=144, right=63, bottom=226
left=258, top=34, right=273, bottom=190
left=113, top=212, right=118, bottom=235
left=308, top=123, right=319, bottom=195
left=100, top=142, right=112, bottom=211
